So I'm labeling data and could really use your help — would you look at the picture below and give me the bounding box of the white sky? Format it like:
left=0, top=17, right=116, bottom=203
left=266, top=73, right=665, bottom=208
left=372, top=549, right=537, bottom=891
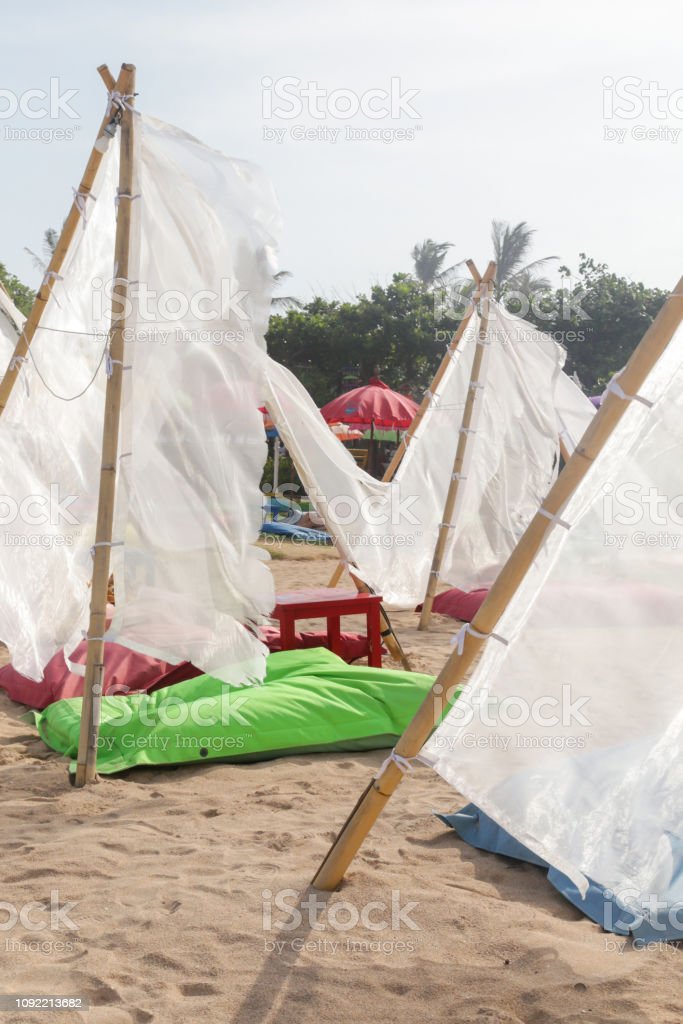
left=1, top=0, right=681, bottom=300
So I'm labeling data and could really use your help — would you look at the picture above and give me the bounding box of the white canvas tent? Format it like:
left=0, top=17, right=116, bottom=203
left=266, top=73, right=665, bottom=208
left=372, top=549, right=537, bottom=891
left=0, top=64, right=278, bottom=784
left=312, top=280, right=683, bottom=939
left=262, top=292, right=595, bottom=610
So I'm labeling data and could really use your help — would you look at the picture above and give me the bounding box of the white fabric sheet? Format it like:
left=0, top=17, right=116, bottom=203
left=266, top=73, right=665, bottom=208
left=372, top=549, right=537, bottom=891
left=263, top=302, right=570, bottom=607
left=422, top=319, right=683, bottom=910
left=0, top=115, right=278, bottom=683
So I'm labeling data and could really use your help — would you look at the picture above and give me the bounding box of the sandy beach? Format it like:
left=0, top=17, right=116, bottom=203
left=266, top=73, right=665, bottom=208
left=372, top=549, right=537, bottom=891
left=0, top=545, right=679, bottom=1024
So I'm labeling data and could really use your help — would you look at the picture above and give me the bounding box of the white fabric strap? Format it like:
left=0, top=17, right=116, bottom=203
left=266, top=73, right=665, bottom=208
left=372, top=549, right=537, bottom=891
left=375, top=749, right=415, bottom=779
left=8, top=354, right=29, bottom=396
left=538, top=507, right=572, bottom=530
left=451, top=472, right=467, bottom=481
left=105, top=355, right=132, bottom=377
left=606, top=377, right=653, bottom=408
left=468, top=381, right=484, bottom=391
left=459, top=427, right=477, bottom=436
left=90, top=540, right=124, bottom=559
left=41, top=271, right=64, bottom=288
left=115, top=190, right=141, bottom=209
left=451, top=622, right=509, bottom=656
left=72, top=189, right=96, bottom=223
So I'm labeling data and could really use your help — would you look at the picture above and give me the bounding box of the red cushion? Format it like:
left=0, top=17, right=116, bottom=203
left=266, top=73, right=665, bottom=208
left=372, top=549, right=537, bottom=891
left=0, top=641, right=200, bottom=710
left=416, top=588, right=489, bottom=622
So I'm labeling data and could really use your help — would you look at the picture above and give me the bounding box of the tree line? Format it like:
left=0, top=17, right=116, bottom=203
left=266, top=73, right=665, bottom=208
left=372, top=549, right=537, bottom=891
left=2, top=221, right=669, bottom=400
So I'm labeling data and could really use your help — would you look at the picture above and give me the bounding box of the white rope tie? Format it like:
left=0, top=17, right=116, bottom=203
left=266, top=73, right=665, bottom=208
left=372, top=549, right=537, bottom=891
left=451, top=622, right=509, bottom=656
left=8, top=355, right=29, bottom=396
left=538, top=508, right=572, bottom=530
left=107, top=91, right=139, bottom=116
left=451, top=472, right=467, bottom=481
left=439, top=522, right=456, bottom=529
left=606, top=377, right=653, bottom=408
left=72, top=189, right=96, bottom=224
left=375, top=749, right=415, bottom=779
left=468, top=381, right=484, bottom=391
left=90, top=540, right=124, bottom=558
left=105, top=355, right=132, bottom=377
left=459, top=427, right=477, bottom=436
left=115, top=190, right=141, bottom=209
left=41, top=271, right=63, bottom=288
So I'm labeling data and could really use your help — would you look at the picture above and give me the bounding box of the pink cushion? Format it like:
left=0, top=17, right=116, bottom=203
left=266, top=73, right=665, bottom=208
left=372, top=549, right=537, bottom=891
left=416, top=588, right=489, bottom=622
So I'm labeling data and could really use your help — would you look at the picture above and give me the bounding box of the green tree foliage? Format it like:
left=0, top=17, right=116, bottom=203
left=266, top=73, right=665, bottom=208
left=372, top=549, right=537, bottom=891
left=526, top=255, right=668, bottom=392
left=267, top=273, right=458, bottom=403
left=0, top=262, right=34, bottom=317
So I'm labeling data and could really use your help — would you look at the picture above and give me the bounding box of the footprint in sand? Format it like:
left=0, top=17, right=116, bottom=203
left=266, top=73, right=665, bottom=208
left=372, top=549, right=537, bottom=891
left=179, top=982, right=220, bottom=997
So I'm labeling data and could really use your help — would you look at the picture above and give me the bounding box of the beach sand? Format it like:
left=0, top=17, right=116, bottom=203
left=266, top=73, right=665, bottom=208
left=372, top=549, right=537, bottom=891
left=0, top=544, right=679, bottom=1023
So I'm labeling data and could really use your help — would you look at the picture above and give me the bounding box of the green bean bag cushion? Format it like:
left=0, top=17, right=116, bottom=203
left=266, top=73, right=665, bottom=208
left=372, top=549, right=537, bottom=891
left=34, top=647, right=435, bottom=774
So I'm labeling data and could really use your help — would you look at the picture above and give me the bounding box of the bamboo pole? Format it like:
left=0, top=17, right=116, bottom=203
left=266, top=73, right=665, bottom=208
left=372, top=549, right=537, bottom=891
left=0, top=65, right=127, bottom=417
left=327, top=261, right=480, bottom=590
left=418, top=262, right=497, bottom=630
left=312, top=275, right=683, bottom=890
left=74, top=63, right=137, bottom=788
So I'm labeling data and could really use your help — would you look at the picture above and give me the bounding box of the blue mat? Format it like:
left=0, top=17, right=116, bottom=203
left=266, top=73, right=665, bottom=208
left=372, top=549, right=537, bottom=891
left=437, top=805, right=683, bottom=942
left=260, top=520, right=331, bottom=544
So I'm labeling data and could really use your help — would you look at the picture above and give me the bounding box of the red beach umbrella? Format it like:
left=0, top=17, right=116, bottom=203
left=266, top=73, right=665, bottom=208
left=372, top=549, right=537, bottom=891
left=320, top=377, right=418, bottom=430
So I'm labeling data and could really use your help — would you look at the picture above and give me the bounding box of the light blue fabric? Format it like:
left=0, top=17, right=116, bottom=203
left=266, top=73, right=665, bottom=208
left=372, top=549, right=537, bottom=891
left=437, top=806, right=683, bottom=943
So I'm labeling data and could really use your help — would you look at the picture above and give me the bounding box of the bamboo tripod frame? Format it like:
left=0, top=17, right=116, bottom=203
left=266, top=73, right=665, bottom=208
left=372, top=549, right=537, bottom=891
left=326, top=261, right=481, bottom=591
left=418, top=261, right=496, bottom=630
left=311, top=275, right=683, bottom=890
left=75, top=63, right=137, bottom=786
left=0, top=65, right=130, bottom=416
left=322, top=259, right=486, bottom=664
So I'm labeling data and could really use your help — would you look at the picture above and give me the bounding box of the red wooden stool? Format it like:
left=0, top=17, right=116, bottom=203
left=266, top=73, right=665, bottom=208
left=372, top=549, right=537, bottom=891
left=273, top=588, right=384, bottom=668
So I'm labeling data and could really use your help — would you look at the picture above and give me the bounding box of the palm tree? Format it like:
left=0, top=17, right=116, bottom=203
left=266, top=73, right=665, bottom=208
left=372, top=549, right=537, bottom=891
left=440, top=220, right=557, bottom=316
left=411, top=239, right=455, bottom=289
left=490, top=220, right=556, bottom=298
left=24, top=228, right=58, bottom=274
left=271, top=270, right=302, bottom=312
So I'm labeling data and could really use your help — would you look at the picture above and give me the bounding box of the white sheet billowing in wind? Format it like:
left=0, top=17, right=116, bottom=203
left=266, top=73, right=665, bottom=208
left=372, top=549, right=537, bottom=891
left=263, top=301, right=582, bottom=608
left=0, top=147, right=119, bottom=677
left=421, top=319, right=683, bottom=908
left=554, top=367, right=596, bottom=453
left=0, top=114, right=278, bottom=684
left=110, top=115, right=279, bottom=683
